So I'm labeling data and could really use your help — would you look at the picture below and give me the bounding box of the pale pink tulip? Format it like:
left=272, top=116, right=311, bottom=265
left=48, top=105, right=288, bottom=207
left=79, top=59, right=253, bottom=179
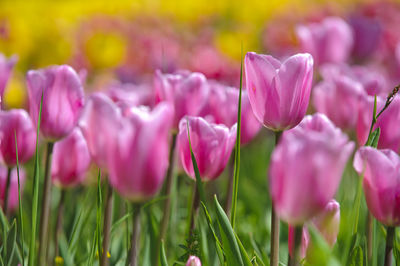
left=0, top=54, right=17, bottom=103
left=186, top=255, right=201, bottom=266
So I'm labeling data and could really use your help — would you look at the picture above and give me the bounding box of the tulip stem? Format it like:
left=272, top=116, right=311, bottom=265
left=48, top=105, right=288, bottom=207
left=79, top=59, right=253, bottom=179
left=53, top=189, right=66, bottom=262
left=101, top=181, right=114, bottom=266
left=270, top=131, right=282, bottom=266
left=289, top=226, right=302, bottom=266
left=127, top=203, right=141, bottom=266
left=224, top=152, right=235, bottom=216
left=3, top=167, right=12, bottom=216
left=366, top=212, right=373, bottom=263
left=189, top=182, right=200, bottom=235
left=384, top=226, right=395, bottom=266
left=38, top=142, right=54, bottom=265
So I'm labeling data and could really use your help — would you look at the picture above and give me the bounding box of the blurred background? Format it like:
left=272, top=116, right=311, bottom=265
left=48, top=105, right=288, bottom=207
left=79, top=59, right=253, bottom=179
left=0, top=0, right=394, bottom=108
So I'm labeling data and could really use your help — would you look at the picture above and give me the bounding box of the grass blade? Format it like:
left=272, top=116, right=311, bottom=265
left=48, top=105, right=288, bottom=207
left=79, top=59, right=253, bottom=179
left=5, top=219, right=17, bottom=266
left=160, top=240, right=168, bottom=266
left=14, top=131, right=24, bottom=266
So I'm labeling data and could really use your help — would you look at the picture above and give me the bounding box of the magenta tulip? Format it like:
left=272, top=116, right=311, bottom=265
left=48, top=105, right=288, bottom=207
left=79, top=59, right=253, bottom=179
left=0, top=54, right=17, bottom=102
left=186, top=255, right=201, bottom=266
left=349, top=15, right=382, bottom=59
left=107, top=102, right=174, bottom=201
left=269, top=113, right=354, bottom=225
left=0, top=166, right=25, bottom=211
left=0, top=109, right=36, bottom=166
left=296, top=17, right=353, bottom=65
left=244, top=52, right=313, bottom=131
left=154, top=70, right=209, bottom=127
left=51, top=128, right=91, bottom=187
left=26, top=65, right=85, bottom=140
left=79, top=92, right=124, bottom=168
left=200, top=81, right=261, bottom=144
left=354, top=147, right=400, bottom=226
left=177, top=116, right=236, bottom=181
left=356, top=96, right=400, bottom=151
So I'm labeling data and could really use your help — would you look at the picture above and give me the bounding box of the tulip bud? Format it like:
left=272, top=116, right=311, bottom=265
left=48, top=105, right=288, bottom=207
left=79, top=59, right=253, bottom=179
left=0, top=109, right=36, bottom=166
left=186, top=255, right=201, bottom=266
left=0, top=166, right=25, bottom=211
left=177, top=116, right=236, bottom=181
left=26, top=65, right=85, bottom=140
left=107, top=102, right=174, bottom=201
left=245, top=52, right=313, bottom=131
left=269, top=113, right=354, bottom=225
left=354, top=147, right=400, bottom=226
left=0, top=54, right=17, bottom=102
left=296, top=17, right=353, bottom=65
left=51, top=128, right=91, bottom=187
left=154, top=70, right=209, bottom=127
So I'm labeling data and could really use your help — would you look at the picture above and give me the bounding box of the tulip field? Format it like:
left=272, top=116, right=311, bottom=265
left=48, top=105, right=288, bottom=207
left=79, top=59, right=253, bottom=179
left=3, top=0, right=400, bottom=266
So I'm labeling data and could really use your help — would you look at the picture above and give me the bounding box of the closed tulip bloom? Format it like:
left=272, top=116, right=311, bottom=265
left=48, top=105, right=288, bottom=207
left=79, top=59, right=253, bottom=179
left=177, top=116, right=236, bottom=181
left=106, top=81, right=155, bottom=110
left=0, top=54, right=17, bottom=101
left=356, top=96, right=400, bottom=151
left=349, top=15, right=382, bottom=59
left=186, top=256, right=202, bottom=266
left=0, top=166, right=26, bottom=211
left=313, top=75, right=364, bottom=130
left=79, top=93, right=124, bottom=168
left=154, top=70, right=209, bottom=127
left=107, top=102, right=173, bottom=201
left=296, top=17, right=353, bottom=65
left=200, top=81, right=261, bottom=144
left=245, top=52, right=313, bottom=131
left=51, top=128, right=91, bottom=187
left=354, top=147, right=400, bottom=226
left=0, top=109, right=36, bottom=166
left=269, top=113, right=354, bottom=225
left=26, top=65, right=85, bottom=140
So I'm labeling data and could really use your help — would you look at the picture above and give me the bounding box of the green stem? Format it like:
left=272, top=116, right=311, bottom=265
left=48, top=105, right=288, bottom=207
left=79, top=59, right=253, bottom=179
left=3, top=167, right=12, bottom=216
left=224, top=152, right=235, bottom=217
left=367, top=212, right=373, bottom=264
left=289, top=226, right=303, bottom=266
left=384, top=227, right=395, bottom=266
left=127, top=204, right=141, bottom=266
left=38, top=142, right=54, bottom=265
left=189, top=183, right=200, bottom=235
left=101, top=181, right=113, bottom=266
left=53, top=189, right=66, bottom=262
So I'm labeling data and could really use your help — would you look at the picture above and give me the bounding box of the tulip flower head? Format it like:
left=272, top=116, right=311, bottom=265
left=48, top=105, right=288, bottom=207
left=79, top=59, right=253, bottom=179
left=0, top=109, right=36, bottom=166
left=154, top=70, right=209, bottom=127
left=186, top=255, right=201, bottom=266
left=269, top=113, right=354, bottom=225
left=51, top=128, right=91, bottom=188
left=245, top=52, right=313, bottom=131
left=177, top=116, right=236, bottom=181
left=26, top=65, right=85, bottom=141
left=107, top=102, right=174, bottom=201
left=354, top=147, right=400, bottom=226
left=0, top=54, right=17, bottom=103
left=0, top=166, right=25, bottom=211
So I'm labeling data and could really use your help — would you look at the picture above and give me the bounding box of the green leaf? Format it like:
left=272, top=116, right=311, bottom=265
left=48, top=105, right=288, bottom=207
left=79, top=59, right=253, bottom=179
left=96, top=170, right=102, bottom=263
left=235, top=232, right=253, bottom=266
left=370, top=127, right=381, bottom=148
left=393, top=236, right=400, bottom=265
left=28, top=91, right=43, bottom=266
left=349, top=245, right=363, bottom=266
left=214, top=195, right=243, bottom=266
left=230, top=44, right=243, bottom=229
left=6, top=219, right=17, bottom=266
left=160, top=240, right=168, bottom=266
left=14, top=131, right=24, bottom=266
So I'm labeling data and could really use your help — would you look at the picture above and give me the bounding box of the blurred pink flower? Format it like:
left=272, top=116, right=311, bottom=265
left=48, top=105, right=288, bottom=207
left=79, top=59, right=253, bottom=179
left=51, top=128, right=91, bottom=188
left=177, top=116, right=236, bottom=181
left=106, top=81, right=155, bottom=110
left=107, top=102, right=173, bottom=201
left=0, top=166, right=25, bottom=212
left=0, top=109, right=36, bottom=166
left=26, top=65, right=85, bottom=141
left=154, top=70, right=209, bottom=127
left=349, top=15, right=382, bottom=59
left=0, top=54, right=17, bottom=104
left=186, top=255, right=201, bottom=266
left=296, top=17, right=353, bottom=65
left=245, top=52, right=313, bottom=131
left=269, top=113, right=354, bottom=225
left=354, top=147, right=400, bottom=226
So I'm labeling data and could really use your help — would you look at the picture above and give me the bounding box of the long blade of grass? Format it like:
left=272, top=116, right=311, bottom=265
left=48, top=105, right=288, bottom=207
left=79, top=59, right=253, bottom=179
left=230, top=44, right=243, bottom=228
left=96, top=170, right=102, bottom=264
left=28, top=91, right=43, bottom=266
left=14, top=131, right=24, bottom=266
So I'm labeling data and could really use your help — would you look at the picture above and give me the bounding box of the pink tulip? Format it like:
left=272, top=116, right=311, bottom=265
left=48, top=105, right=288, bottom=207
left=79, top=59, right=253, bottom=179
left=107, top=102, right=173, bottom=201
left=288, top=200, right=340, bottom=258
left=313, top=74, right=365, bottom=130
left=0, top=166, right=25, bottom=211
left=0, top=54, right=17, bottom=102
left=200, top=81, right=261, bottom=144
left=106, top=81, right=155, bottom=110
left=177, top=116, right=236, bottom=181
left=354, top=147, right=400, bottom=226
left=0, top=109, right=36, bottom=166
left=269, top=113, right=354, bottom=225
left=349, top=15, right=382, bottom=59
left=26, top=65, right=85, bottom=141
left=296, top=17, right=353, bottom=65
left=186, top=255, right=201, bottom=266
left=245, top=52, right=313, bottom=131
left=51, top=128, right=91, bottom=187
left=79, top=92, right=125, bottom=168
left=154, top=70, right=209, bottom=127
left=356, top=96, right=400, bottom=151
